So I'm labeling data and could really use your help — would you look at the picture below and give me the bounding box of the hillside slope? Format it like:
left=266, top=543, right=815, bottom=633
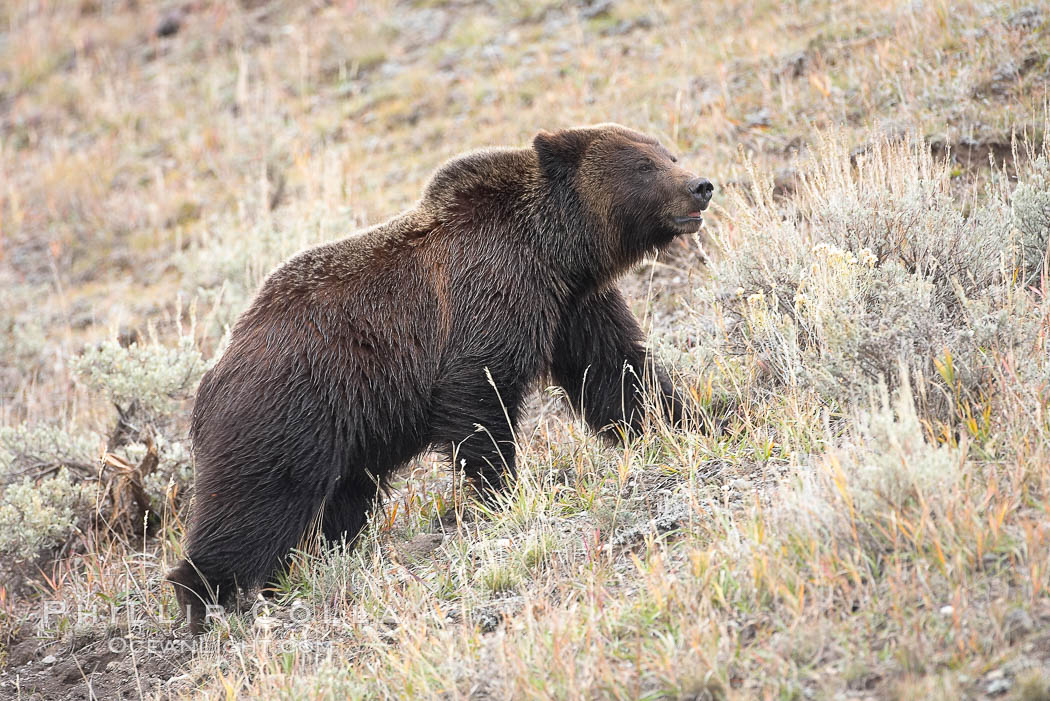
left=1, top=0, right=1048, bottom=698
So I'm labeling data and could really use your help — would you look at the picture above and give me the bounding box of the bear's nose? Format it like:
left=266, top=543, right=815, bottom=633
left=688, top=178, right=714, bottom=208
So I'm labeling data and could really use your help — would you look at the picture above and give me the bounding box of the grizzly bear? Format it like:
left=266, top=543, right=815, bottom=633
left=167, top=124, right=713, bottom=633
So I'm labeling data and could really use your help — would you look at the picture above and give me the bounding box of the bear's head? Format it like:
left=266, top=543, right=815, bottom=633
left=533, top=124, right=713, bottom=277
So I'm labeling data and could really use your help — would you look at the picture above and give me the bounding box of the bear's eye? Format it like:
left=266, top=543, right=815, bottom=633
left=637, top=160, right=655, bottom=173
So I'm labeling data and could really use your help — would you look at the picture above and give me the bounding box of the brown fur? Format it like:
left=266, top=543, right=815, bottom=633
left=167, top=124, right=713, bottom=633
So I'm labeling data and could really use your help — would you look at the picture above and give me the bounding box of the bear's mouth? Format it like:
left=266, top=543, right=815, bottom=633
left=672, top=213, right=704, bottom=231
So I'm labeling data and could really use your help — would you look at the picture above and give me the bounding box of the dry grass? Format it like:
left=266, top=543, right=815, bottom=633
left=2, top=0, right=1049, bottom=698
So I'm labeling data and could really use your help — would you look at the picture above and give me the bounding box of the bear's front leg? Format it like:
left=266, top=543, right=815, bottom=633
left=428, top=371, right=523, bottom=504
left=551, top=287, right=689, bottom=439
left=450, top=425, right=517, bottom=506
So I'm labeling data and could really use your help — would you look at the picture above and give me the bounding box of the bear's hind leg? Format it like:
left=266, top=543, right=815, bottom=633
left=320, top=471, right=383, bottom=547
left=166, top=558, right=234, bottom=635
left=169, top=475, right=333, bottom=633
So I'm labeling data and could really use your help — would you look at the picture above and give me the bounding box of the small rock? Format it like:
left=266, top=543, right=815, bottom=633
left=117, top=327, right=140, bottom=347
left=580, top=0, right=613, bottom=20
left=729, top=478, right=751, bottom=491
left=474, top=610, right=502, bottom=632
left=399, top=533, right=444, bottom=561
left=1004, top=608, right=1034, bottom=643
left=939, top=605, right=954, bottom=616
left=479, top=44, right=504, bottom=62
left=41, top=655, right=58, bottom=665
left=773, top=167, right=799, bottom=198
left=974, top=53, right=1041, bottom=98
left=987, top=679, right=1011, bottom=695
left=253, top=616, right=279, bottom=632
left=155, top=11, right=182, bottom=38
left=603, top=15, right=654, bottom=36
left=982, top=552, right=1004, bottom=569
left=744, top=109, right=772, bottom=129
left=1007, top=6, right=1043, bottom=31
left=779, top=51, right=808, bottom=79
left=986, top=670, right=1012, bottom=696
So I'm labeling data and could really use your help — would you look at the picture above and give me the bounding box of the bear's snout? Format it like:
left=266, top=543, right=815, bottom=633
left=687, top=177, right=714, bottom=211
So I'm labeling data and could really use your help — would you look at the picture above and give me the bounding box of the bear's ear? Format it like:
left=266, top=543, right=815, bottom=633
left=533, top=129, right=593, bottom=179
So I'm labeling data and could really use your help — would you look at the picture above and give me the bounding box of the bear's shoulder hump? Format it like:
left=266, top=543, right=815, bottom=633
left=422, top=147, right=534, bottom=205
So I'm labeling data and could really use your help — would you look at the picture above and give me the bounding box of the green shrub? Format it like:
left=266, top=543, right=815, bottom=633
left=1012, top=155, right=1050, bottom=286
left=776, top=372, right=964, bottom=554
left=72, top=331, right=208, bottom=418
left=697, top=134, right=1049, bottom=421
left=0, top=469, right=92, bottom=557
left=0, top=423, right=100, bottom=479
